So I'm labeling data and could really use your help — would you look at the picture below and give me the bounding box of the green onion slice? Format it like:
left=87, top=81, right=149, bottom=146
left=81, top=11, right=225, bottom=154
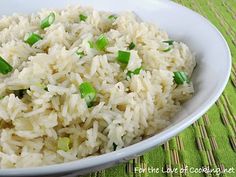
left=57, top=137, right=71, bottom=152
left=76, top=50, right=85, bottom=58
left=95, top=35, right=109, bottom=51
left=88, top=35, right=109, bottom=51
left=0, top=56, right=13, bottom=75
left=128, top=42, right=135, bottom=50
left=79, top=82, right=96, bottom=107
left=173, top=71, right=189, bottom=85
left=117, top=50, right=130, bottom=64
left=79, top=14, right=87, bottom=22
left=163, top=40, right=174, bottom=45
left=161, top=40, right=174, bottom=52
left=40, top=12, right=55, bottom=29
left=24, top=33, right=42, bottom=46
left=127, top=67, right=142, bottom=78
left=88, top=41, right=94, bottom=48
left=162, top=47, right=171, bottom=52
left=108, top=15, right=117, bottom=20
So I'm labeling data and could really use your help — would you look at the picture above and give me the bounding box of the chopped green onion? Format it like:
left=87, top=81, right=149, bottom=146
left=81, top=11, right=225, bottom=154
left=95, top=35, right=109, bottom=51
left=40, top=12, right=55, bottom=29
left=79, top=82, right=96, bottom=107
left=161, top=40, right=174, bottom=52
left=76, top=50, right=85, bottom=58
left=173, top=71, right=189, bottom=85
left=57, top=137, right=71, bottom=152
left=0, top=95, right=4, bottom=100
left=108, top=15, right=117, bottom=20
left=117, top=50, right=130, bottom=64
left=88, top=35, right=109, bottom=51
left=24, top=33, right=42, bottom=46
left=128, top=42, right=135, bottom=50
left=163, top=40, right=174, bottom=45
left=13, top=89, right=28, bottom=99
left=88, top=41, right=95, bottom=48
left=79, top=14, right=87, bottom=22
left=127, top=67, right=142, bottom=78
left=113, top=143, right=117, bottom=151
left=0, top=56, right=13, bottom=75
left=162, top=47, right=171, bottom=52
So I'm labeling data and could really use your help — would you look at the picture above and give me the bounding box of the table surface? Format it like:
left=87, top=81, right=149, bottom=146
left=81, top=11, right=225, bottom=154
left=86, top=0, right=236, bottom=176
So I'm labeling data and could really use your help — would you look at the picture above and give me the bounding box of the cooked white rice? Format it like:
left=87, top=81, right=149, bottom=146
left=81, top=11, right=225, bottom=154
left=0, top=5, right=196, bottom=168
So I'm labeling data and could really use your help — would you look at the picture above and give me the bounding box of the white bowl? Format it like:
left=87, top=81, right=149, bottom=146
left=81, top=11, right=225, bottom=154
left=0, top=0, right=231, bottom=176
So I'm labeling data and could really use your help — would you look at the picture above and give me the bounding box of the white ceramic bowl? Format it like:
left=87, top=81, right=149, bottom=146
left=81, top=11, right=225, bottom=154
left=0, top=0, right=231, bottom=176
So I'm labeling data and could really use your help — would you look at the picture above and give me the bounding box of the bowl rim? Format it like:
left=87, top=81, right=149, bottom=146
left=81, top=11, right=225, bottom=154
left=0, top=0, right=231, bottom=176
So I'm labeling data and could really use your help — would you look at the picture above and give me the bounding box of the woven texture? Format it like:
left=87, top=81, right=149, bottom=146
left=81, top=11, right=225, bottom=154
left=87, top=0, right=236, bottom=176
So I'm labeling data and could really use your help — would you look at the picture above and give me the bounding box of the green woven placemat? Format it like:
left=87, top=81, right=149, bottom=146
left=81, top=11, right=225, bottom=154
left=87, top=0, right=236, bottom=176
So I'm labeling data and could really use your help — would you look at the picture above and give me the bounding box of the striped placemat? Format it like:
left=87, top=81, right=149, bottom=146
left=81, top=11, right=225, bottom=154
left=87, top=0, right=236, bottom=176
